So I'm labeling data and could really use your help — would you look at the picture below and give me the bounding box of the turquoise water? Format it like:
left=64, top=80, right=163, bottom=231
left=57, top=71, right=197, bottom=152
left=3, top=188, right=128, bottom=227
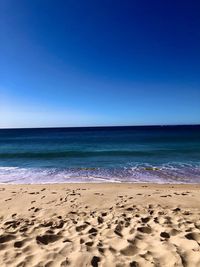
left=0, top=125, right=200, bottom=183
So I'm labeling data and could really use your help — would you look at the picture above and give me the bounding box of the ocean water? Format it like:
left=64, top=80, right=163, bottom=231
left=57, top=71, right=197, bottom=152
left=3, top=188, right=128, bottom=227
left=0, top=125, right=200, bottom=184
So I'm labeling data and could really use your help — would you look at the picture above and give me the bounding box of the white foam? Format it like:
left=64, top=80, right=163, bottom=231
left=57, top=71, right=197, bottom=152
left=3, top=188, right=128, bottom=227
left=0, top=163, right=200, bottom=184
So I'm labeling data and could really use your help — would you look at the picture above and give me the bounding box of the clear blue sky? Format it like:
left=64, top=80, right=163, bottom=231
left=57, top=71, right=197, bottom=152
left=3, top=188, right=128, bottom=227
left=0, top=0, right=200, bottom=128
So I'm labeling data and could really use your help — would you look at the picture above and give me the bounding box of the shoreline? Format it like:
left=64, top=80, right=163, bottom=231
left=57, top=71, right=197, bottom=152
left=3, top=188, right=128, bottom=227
left=2, top=181, right=200, bottom=187
left=1, top=181, right=200, bottom=185
left=0, top=183, right=200, bottom=266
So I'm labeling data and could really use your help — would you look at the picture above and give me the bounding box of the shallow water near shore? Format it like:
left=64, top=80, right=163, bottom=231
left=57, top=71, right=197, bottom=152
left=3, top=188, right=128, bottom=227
left=0, top=125, right=200, bottom=184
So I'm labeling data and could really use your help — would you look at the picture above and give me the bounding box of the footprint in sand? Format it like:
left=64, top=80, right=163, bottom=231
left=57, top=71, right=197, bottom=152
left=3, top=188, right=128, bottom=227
left=137, top=226, right=152, bottom=234
left=14, top=240, right=25, bottom=248
left=76, top=224, right=88, bottom=232
left=141, top=217, right=151, bottom=223
left=36, top=234, right=60, bottom=245
left=130, top=261, right=139, bottom=267
left=160, top=232, right=170, bottom=239
left=0, top=234, right=15, bottom=244
left=185, top=232, right=200, bottom=243
left=97, top=216, right=104, bottom=224
left=88, top=227, right=98, bottom=234
left=91, top=256, right=100, bottom=267
left=120, top=244, right=138, bottom=256
left=5, top=198, right=12, bottom=201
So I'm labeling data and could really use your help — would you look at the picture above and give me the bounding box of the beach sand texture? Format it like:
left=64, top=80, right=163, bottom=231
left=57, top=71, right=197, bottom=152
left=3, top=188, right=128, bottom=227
left=0, top=183, right=200, bottom=267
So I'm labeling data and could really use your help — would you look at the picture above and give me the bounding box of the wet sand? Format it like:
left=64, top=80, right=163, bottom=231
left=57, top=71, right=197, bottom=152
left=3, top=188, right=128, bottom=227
left=0, top=183, right=200, bottom=267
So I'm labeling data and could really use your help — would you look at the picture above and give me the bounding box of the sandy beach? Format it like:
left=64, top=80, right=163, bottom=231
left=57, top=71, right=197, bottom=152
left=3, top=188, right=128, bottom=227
left=0, top=183, right=199, bottom=267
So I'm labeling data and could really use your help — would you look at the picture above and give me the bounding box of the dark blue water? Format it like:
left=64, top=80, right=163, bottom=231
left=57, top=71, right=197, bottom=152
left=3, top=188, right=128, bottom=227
left=0, top=125, right=200, bottom=183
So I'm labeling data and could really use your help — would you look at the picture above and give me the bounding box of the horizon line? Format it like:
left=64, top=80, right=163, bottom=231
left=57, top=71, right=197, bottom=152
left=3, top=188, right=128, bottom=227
left=0, top=123, right=200, bottom=130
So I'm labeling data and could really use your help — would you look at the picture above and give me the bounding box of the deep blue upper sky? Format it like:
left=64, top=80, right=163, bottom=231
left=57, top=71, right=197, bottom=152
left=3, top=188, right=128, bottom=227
left=1, top=0, right=200, bottom=128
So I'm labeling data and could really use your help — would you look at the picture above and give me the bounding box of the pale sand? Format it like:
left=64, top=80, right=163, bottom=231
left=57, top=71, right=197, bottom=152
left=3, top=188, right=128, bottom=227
left=0, top=183, right=200, bottom=267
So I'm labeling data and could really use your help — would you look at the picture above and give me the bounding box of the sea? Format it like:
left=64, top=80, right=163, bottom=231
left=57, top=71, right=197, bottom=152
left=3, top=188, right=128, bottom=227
left=0, top=125, right=200, bottom=184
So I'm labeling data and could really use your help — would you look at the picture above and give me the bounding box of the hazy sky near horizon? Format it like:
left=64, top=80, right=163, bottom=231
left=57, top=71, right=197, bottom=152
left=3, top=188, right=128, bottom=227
left=1, top=0, right=200, bottom=128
